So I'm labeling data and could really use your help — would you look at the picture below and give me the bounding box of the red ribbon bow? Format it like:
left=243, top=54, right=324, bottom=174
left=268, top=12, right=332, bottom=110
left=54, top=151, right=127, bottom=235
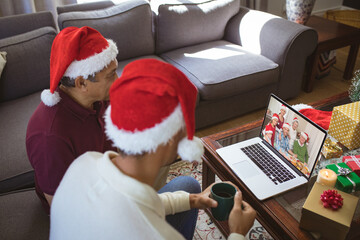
left=320, top=189, right=343, bottom=210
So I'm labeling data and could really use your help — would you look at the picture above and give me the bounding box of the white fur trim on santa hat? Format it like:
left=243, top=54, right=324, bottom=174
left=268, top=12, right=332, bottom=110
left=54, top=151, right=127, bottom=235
left=178, top=137, right=204, bottom=162
left=64, top=39, right=118, bottom=79
left=291, top=103, right=313, bottom=112
left=301, top=132, right=308, bottom=140
left=105, top=104, right=186, bottom=155
left=283, top=123, right=290, bottom=129
left=41, top=89, right=61, bottom=107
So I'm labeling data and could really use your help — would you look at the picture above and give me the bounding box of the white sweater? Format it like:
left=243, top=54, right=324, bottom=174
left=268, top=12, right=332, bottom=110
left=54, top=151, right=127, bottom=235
left=50, top=151, right=245, bottom=240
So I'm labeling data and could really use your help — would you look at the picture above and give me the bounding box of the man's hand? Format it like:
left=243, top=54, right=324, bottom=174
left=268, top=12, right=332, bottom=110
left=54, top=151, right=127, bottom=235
left=189, top=181, right=239, bottom=209
left=189, top=183, right=218, bottom=209
left=228, top=191, right=256, bottom=236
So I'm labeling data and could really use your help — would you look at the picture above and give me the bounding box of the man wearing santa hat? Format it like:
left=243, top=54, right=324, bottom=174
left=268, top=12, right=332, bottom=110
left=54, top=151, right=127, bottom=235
left=50, top=59, right=256, bottom=240
left=292, top=132, right=310, bottom=164
left=26, top=26, right=120, bottom=214
left=275, top=123, right=291, bottom=159
left=289, top=117, right=299, bottom=149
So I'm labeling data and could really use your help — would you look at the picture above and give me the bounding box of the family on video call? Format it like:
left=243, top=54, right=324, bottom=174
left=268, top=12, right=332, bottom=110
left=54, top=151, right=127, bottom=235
left=262, top=103, right=311, bottom=176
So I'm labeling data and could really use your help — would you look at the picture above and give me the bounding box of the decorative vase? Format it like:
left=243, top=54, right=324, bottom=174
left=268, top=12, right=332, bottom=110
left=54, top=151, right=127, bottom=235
left=286, top=0, right=316, bottom=24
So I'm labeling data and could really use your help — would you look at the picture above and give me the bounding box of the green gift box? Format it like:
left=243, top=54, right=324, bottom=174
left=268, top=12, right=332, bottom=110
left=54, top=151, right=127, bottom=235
left=326, top=162, right=360, bottom=193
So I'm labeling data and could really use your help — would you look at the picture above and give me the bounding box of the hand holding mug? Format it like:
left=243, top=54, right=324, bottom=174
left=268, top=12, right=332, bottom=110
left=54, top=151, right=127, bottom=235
left=228, top=191, right=256, bottom=236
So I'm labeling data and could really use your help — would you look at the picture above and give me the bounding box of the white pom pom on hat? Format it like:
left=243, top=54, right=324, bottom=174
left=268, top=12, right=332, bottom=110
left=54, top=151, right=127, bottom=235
left=104, top=59, right=204, bottom=162
left=41, top=26, right=118, bottom=107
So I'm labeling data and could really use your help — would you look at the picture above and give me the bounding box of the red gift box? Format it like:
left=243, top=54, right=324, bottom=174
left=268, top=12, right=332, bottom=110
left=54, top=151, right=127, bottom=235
left=342, top=155, right=360, bottom=177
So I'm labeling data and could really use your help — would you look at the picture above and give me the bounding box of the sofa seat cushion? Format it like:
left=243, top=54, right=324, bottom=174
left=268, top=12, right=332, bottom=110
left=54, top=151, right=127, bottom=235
left=0, top=27, right=55, bottom=102
left=58, top=0, right=154, bottom=62
left=161, top=40, right=279, bottom=100
left=0, top=92, right=41, bottom=182
left=0, top=189, right=49, bottom=240
left=153, top=0, right=240, bottom=54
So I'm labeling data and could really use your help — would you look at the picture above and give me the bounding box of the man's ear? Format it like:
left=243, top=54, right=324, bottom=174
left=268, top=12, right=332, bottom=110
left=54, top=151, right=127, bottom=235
left=74, top=76, right=87, bottom=92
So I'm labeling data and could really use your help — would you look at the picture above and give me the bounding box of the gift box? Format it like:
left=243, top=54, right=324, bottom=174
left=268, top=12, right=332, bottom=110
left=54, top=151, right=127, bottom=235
left=326, top=162, right=360, bottom=193
left=321, top=138, right=343, bottom=159
left=328, top=101, right=360, bottom=150
left=342, top=155, right=360, bottom=177
left=299, top=182, right=359, bottom=240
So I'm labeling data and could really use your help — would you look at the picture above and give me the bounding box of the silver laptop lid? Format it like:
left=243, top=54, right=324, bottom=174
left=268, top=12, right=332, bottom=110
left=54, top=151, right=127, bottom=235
left=259, top=94, right=327, bottom=179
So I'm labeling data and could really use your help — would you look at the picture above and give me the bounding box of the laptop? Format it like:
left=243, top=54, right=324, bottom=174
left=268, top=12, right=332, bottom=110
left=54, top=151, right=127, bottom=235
left=216, top=94, right=327, bottom=200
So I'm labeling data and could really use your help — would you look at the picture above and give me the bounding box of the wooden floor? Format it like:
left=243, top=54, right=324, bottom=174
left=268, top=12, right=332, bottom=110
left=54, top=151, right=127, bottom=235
left=196, top=46, right=360, bottom=138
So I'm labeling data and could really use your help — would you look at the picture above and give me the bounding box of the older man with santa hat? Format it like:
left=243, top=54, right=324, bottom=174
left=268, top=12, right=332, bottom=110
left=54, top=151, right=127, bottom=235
left=26, top=26, right=120, bottom=213
left=50, top=59, right=256, bottom=240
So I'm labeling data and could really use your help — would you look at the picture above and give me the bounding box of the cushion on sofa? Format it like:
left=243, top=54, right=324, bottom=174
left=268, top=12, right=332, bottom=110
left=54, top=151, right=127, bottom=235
left=161, top=40, right=279, bottom=100
left=58, top=0, right=155, bottom=61
left=0, top=51, right=6, bottom=77
left=0, top=92, right=41, bottom=182
left=0, top=189, right=49, bottom=240
left=0, top=27, right=55, bottom=102
left=0, top=11, right=56, bottom=39
left=152, top=0, right=240, bottom=54
left=57, top=0, right=114, bottom=14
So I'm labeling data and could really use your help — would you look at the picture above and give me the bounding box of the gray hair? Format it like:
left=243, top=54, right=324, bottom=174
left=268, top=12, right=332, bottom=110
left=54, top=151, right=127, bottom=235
left=60, top=74, right=97, bottom=87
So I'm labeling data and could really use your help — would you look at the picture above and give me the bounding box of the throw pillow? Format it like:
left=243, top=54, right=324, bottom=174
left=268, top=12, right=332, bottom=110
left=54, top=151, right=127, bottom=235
left=0, top=51, right=6, bottom=78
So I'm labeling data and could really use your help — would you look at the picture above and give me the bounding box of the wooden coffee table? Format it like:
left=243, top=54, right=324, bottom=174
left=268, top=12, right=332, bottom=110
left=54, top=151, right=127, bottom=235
left=304, top=15, right=360, bottom=93
left=201, top=92, right=359, bottom=239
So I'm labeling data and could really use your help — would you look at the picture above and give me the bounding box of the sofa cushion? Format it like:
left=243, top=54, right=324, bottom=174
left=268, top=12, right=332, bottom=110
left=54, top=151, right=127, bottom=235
left=0, top=51, right=6, bottom=77
left=57, top=0, right=114, bottom=14
left=161, top=40, right=279, bottom=100
left=0, top=92, right=41, bottom=182
left=0, top=27, right=55, bottom=102
left=152, top=0, right=240, bottom=54
left=0, top=189, right=49, bottom=240
left=58, top=0, right=154, bottom=61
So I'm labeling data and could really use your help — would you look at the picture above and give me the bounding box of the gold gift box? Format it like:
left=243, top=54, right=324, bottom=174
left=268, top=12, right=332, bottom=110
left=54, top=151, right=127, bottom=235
left=300, top=182, right=359, bottom=240
left=328, top=101, right=360, bottom=150
left=321, top=138, right=343, bottom=159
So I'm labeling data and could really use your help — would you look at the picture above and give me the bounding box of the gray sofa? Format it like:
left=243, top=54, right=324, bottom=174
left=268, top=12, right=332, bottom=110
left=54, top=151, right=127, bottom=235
left=0, top=0, right=317, bottom=239
left=0, top=11, right=56, bottom=239
left=57, top=0, right=317, bottom=129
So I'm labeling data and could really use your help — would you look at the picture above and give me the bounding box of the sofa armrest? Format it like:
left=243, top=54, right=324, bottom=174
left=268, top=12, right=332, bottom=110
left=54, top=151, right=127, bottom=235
left=224, top=7, right=318, bottom=99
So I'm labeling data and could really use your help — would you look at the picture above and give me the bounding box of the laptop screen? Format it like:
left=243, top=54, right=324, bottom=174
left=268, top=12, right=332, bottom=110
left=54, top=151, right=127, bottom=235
left=260, top=94, right=327, bottom=178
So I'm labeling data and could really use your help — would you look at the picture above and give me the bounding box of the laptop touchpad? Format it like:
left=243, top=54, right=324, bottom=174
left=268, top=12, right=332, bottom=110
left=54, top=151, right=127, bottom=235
left=232, top=161, right=259, bottom=178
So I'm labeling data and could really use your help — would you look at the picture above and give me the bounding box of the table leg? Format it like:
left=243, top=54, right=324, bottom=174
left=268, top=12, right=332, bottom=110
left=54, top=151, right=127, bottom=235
left=202, top=158, right=215, bottom=189
left=304, top=50, right=320, bottom=93
left=344, top=44, right=359, bottom=80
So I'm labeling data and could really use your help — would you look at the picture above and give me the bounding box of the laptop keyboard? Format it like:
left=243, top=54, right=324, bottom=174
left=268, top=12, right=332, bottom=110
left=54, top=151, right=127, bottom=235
left=241, top=143, right=296, bottom=185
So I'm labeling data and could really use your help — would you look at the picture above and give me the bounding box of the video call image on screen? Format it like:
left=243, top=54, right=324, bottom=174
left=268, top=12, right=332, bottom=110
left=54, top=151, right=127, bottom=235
left=261, top=96, right=326, bottom=177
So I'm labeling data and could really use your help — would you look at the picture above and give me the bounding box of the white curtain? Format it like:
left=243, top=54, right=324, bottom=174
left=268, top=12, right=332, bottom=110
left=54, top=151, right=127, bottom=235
left=0, top=0, right=77, bottom=17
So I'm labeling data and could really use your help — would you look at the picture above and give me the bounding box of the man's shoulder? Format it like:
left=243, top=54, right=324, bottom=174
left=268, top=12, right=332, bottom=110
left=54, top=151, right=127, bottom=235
left=27, top=101, right=76, bottom=136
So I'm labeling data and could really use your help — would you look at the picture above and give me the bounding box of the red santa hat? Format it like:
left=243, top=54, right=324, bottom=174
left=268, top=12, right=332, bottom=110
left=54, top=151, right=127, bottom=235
left=280, top=104, right=287, bottom=112
left=292, top=104, right=332, bottom=130
left=272, top=113, right=279, bottom=121
left=292, top=117, right=299, bottom=123
left=41, top=26, right=118, bottom=107
left=104, top=59, right=204, bottom=162
left=283, top=122, right=290, bottom=130
left=301, top=132, right=309, bottom=144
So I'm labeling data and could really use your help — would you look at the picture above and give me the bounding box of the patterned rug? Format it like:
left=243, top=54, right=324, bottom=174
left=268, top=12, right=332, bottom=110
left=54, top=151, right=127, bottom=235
left=167, top=160, right=273, bottom=240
